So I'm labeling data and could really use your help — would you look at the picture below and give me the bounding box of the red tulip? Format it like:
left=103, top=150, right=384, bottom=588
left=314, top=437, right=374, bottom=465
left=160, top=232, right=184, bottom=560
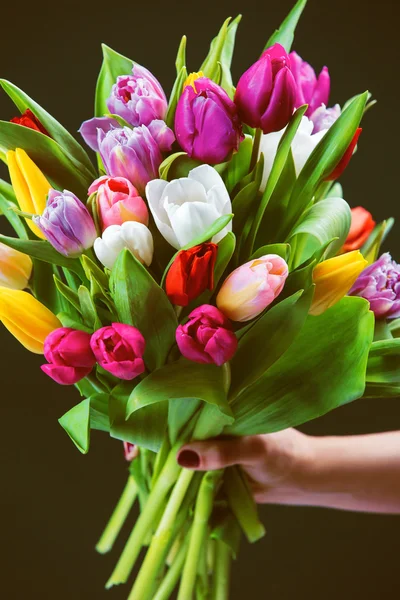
left=166, top=243, right=218, bottom=307
left=326, top=128, right=362, bottom=181
left=343, top=206, right=375, bottom=252
left=10, top=109, right=49, bottom=136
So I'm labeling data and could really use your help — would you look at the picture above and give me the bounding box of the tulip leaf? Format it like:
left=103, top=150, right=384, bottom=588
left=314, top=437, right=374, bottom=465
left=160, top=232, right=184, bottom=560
left=58, top=313, right=92, bottom=333
left=210, top=510, right=242, bottom=559
left=59, top=398, right=91, bottom=454
left=110, top=249, right=178, bottom=371
left=361, top=218, right=394, bottom=265
left=218, top=15, right=242, bottom=98
left=264, top=0, right=308, bottom=52
left=363, top=382, right=400, bottom=398
left=166, top=65, right=188, bottom=129
left=226, top=297, right=374, bottom=436
left=366, top=338, right=400, bottom=384
left=168, top=398, right=202, bottom=445
left=54, top=276, right=83, bottom=314
left=95, top=44, right=133, bottom=118
left=200, top=17, right=231, bottom=83
left=181, top=214, right=233, bottom=251
left=78, top=285, right=102, bottom=330
left=288, top=197, right=351, bottom=268
left=159, top=152, right=201, bottom=181
left=0, top=179, right=28, bottom=239
left=175, top=35, right=187, bottom=74
left=0, top=122, right=92, bottom=198
left=0, top=234, right=85, bottom=277
left=89, top=392, right=111, bottom=432
left=250, top=243, right=291, bottom=262
left=0, top=79, right=96, bottom=178
left=223, top=135, right=253, bottom=194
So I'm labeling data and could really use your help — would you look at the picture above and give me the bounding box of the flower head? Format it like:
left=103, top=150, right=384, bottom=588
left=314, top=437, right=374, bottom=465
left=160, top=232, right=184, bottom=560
left=90, top=323, right=146, bottom=380
left=88, top=176, right=148, bottom=231
left=0, top=243, right=32, bottom=290
left=289, top=51, right=330, bottom=116
left=41, top=328, right=96, bottom=385
left=94, top=221, right=154, bottom=270
left=343, top=207, right=375, bottom=252
left=166, top=243, right=218, bottom=306
left=11, top=109, right=49, bottom=136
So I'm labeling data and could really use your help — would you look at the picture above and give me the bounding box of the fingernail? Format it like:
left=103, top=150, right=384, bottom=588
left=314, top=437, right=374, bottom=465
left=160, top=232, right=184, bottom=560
left=177, top=449, right=200, bottom=469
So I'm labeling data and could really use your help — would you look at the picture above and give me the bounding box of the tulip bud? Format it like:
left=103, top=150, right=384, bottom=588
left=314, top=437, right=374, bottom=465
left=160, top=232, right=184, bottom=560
left=11, top=109, right=50, bottom=136
left=90, top=323, right=146, bottom=380
left=310, top=250, right=367, bottom=316
left=349, top=253, right=400, bottom=319
left=343, top=207, right=376, bottom=252
left=7, top=148, right=52, bottom=238
left=88, top=176, right=149, bottom=232
left=166, top=243, right=218, bottom=306
left=289, top=52, right=330, bottom=116
left=107, top=64, right=168, bottom=127
left=175, top=304, right=237, bottom=366
left=175, top=77, right=243, bottom=164
left=146, top=164, right=232, bottom=249
left=33, top=189, right=97, bottom=257
left=41, top=328, right=96, bottom=385
left=0, top=242, right=32, bottom=290
left=124, top=442, right=139, bottom=462
left=235, top=44, right=297, bottom=134
left=94, top=222, right=154, bottom=270
left=0, top=287, right=61, bottom=353
left=216, top=254, right=289, bottom=322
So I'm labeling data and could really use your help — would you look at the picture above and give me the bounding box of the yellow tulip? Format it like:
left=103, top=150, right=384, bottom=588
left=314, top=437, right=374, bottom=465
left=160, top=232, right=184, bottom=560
left=184, top=71, right=204, bottom=92
left=310, top=250, right=367, bottom=316
left=7, top=148, right=51, bottom=238
left=0, top=242, right=32, bottom=290
left=0, top=287, right=61, bottom=353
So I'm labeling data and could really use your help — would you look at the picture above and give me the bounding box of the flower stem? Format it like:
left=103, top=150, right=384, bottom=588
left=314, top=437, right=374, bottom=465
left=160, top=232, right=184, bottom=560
left=153, top=537, right=190, bottom=600
left=96, top=476, right=137, bottom=554
left=105, top=442, right=182, bottom=589
left=177, top=470, right=223, bottom=600
left=127, top=468, right=194, bottom=600
left=249, top=128, right=262, bottom=173
left=211, top=540, right=231, bottom=600
left=223, top=466, right=265, bottom=543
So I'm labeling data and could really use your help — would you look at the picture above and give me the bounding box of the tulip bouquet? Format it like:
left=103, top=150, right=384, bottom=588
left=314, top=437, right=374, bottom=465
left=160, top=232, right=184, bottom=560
left=0, top=0, right=399, bottom=598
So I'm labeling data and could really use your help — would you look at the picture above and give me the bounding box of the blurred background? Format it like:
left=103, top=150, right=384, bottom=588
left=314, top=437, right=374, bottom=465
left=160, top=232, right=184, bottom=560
left=0, top=0, right=399, bottom=597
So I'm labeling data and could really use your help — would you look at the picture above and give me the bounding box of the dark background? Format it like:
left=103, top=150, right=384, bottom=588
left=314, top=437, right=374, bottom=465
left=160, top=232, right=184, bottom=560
left=0, top=0, right=399, bottom=597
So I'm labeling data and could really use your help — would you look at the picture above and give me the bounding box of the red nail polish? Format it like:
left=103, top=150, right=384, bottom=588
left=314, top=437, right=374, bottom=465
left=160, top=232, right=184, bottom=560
left=177, top=449, right=200, bottom=468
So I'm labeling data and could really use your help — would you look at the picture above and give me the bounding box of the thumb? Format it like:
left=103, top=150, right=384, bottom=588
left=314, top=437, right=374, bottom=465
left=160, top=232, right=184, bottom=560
left=177, top=436, right=266, bottom=471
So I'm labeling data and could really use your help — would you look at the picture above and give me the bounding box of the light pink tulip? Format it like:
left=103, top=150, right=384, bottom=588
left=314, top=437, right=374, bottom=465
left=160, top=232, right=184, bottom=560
left=89, top=176, right=149, bottom=231
left=216, top=254, right=289, bottom=322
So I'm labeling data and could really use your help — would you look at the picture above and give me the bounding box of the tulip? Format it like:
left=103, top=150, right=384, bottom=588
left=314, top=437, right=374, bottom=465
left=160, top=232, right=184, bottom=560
left=90, top=323, right=146, bottom=380
left=88, top=176, right=149, bottom=231
left=41, top=328, right=96, bottom=385
left=166, top=243, right=218, bottom=306
left=0, top=242, right=32, bottom=290
left=146, top=164, right=232, bottom=249
left=343, top=207, right=376, bottom=252
left=7, top=148, right=51, bottom=238
left=79, top=116, right=120, bottom=152
left=175, top=77, right=243, bottom=164
left=310, top=103, right=341, bottom=134
left=175, top=304, right=237, bottom=366
left=33, top=189, right=97, bottom=257
left=310, top=250, right=367, bottom=316
left=326, top=128, right=362, bottom=181
left=98, top=121, right=174, bottom=194
left=217, top=254, right=289, bottom=322
left=0, top=287, right=61, bottom=353
left=94, top=221, right=154, bottom=270
left=183, top=71, right=204, bottom=90
left=289, top=51, right=330, bottom=116
left=349, top=253, right=400, bottom=319
left=107, top=64, right=167, bottom=127
left=124, top=442, right=139, bottom=462
left=234, top=43, right=297, bottom=134
left=11, top=109, right=49, bottom=136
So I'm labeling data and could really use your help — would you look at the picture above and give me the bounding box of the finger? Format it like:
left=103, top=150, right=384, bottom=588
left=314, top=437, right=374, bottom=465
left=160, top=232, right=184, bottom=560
left=177, top=436, right=266, bottom=471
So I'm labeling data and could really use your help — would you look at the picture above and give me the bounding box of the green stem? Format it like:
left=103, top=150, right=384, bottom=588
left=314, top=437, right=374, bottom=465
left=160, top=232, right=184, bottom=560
left=153, top=537, right=190, bottom=600
left=177, top=471, right=223, bottom=600
left=249, top=128, right=262, bottom=173
left=105, top=442, right=182, bottom=589
left=151, top=435, right=171, bottom=488
left=127, top=468, right=194, bottom=600
left=96, top=476, right=137, bottom=554
left=211, top=541, right=231, bottom=600
left=223, top=466, right=265, bottom=543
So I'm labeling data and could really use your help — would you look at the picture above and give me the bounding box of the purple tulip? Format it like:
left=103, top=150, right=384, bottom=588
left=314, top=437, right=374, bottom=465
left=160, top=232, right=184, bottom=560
left=289, top=51, right=330, bottom=117
left=107, top=64, right=167, bottom=127
left=310, top=103, right=341, bottom=133
left=349, top=253, right=400, bottom=319
left=90, top=323, right=146, bottom=380
left=175, top=77, right=243, bottom=164
left=41, top=328, right=96, bottom=385
left=234, top=43, right=297, bottom=134
left=175, top=304, right=238, bottom=366
left=98, top=121, right=174, bottom=194
left=79, top=116, right=120, bottom=152
left=33, top=189, right=97, bottom=257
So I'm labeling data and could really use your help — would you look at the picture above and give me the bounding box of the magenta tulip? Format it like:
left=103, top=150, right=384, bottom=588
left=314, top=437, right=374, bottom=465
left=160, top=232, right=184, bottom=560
left=90, top=323, right=146, bottom=380
left=41, top=328, right=96, bottom=385
left=289, top=51, right=330, bottom=117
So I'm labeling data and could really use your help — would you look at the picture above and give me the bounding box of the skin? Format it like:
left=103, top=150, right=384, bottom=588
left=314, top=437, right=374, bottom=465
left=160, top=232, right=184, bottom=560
left=177, top=429, right=400, bottom=514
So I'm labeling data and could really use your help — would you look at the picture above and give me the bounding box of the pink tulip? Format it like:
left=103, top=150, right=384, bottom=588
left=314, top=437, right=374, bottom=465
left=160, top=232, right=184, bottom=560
left=175, top=304, right=237, bottom=366
left=123, top=442, right=139, bottom=462
left=90, top=323, right=146, bottom=380
left=41, top=328, right=96, bottom=385
left=88, top=176, right=149, bottom=231
left=216, top=254, right=289, bottom=322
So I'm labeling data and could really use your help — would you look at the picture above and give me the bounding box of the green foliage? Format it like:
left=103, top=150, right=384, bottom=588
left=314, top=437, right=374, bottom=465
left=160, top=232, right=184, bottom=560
left=223, top=135, right=253, bottom=194
left=200, top=17, right=241, bottom=92
left=265, top=0, right=308, bottom=51
left=175, top=36, right=187, bottom=74
left=361, top=218, right=394, bottom=264
left=366, top=338, right=400, bottom=384
left=159, top=152, right=201, bottom=181
left=59, top=393, right=110, bottom=454
left=0, top=179, right=28, bottom=238
left=165, top=66, right=188, bottom=129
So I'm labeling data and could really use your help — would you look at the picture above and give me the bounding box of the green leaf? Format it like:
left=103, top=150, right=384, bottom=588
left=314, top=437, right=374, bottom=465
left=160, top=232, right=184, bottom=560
left=95, top=44, right=133, bottom=118
left=168, top=398, right=201, bottom=445
left=223, top=135, right=253, bottom=194
left=200, top=18, right=231, bottom=83
left=58, top=313, right=92, bottom=333
left=366, top=338, right=400, bottom=384
left=90, top=393, right=110, bottom=432
left=289, top=197, right=351, bottom=268
left=0, top=234, right=85, bottom=277
left=363, top=382, right=400, bottom=398
left=110, top=249, right=178, bottom=371
left=31, top=262, right=63, bottom=314
left=54, top=276, right=82, bottom=313
left=250, top=243, right=290, bottom=262
left=78, top=285, right=102, bottom=329
left=166, top=66, right=188, bottom=130
left=218, top=15, right=242, bottom=98
left=159, top=152, right=201, bottom=181
left=0, top=122, right=92, bottom=198
left=361, top=218, right=394, bottom=265
left=59, top=399, right=91, bottom=454
left=264, top=0, right=308, bottom=51
left=0, top=79, right=96, bottom=178
left=210, top=510, right=241, bottom=559
left=0, top=179, right=28, bottom=238
left=175, top=36, right=187, bottom=74
left=226, top=297, right=374, bottom=436
left=325, top=182, right=343, bottom=199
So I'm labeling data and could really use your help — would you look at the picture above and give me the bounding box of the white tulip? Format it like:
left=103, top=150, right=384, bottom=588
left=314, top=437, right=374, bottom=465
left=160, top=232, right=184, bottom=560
left=259, top=116, right=329, bottom=192
left=94, top=221, right=154, bottom=270
left=145, top=164, right=232, bottom=249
